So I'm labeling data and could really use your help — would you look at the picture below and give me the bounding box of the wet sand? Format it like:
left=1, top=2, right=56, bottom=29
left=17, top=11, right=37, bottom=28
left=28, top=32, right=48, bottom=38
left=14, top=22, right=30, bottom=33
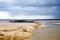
left=30, top=21, right=60, bottom=40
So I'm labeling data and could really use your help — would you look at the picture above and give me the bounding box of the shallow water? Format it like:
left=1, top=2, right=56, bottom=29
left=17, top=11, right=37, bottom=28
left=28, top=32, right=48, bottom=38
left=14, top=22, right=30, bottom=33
left=30, top=20, right=60, bottom=40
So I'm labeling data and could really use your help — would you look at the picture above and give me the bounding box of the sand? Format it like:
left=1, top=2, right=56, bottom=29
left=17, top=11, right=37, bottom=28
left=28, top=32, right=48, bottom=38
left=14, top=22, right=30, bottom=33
left=0, top=21, right=60, bottom=40
left=0, top=22, right=44, bottom=40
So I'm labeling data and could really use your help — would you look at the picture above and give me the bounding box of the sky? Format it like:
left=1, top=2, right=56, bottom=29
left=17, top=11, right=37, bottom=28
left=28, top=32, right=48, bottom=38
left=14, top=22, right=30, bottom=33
left=0, top=0, right=60, bottom=19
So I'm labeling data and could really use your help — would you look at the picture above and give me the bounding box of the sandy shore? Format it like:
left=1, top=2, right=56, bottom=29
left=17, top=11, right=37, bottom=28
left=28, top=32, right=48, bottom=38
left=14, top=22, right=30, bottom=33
left=0, top=22, right=45, bottom=40
left=0, top=21, right=60, bottom=40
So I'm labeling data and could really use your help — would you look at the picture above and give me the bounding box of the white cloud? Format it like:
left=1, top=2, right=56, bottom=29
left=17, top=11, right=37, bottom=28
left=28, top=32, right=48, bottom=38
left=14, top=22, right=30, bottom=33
left=0, top=0, right=4, bottom=1
left=0, top=11, right=54, bottom=19
left=0, top=0, right=17, bottom=6
left=5, top=0, right=17, bottom=4
left=0, top=11, right=10, bottom=19
left=8, top=6, right=37, bottom=11
left=11, top=14, right=54, bottom=19
left=1, top=0, right=16, bottom=3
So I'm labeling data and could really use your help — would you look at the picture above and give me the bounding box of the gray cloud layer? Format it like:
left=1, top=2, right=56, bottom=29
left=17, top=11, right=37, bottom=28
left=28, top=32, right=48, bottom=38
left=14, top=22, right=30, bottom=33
left=0, top=0, right=60, bottom=19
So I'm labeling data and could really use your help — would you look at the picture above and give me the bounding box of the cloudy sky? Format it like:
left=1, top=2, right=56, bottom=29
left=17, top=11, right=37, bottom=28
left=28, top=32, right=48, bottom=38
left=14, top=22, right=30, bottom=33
left=0, top=0, right=60, bottom=19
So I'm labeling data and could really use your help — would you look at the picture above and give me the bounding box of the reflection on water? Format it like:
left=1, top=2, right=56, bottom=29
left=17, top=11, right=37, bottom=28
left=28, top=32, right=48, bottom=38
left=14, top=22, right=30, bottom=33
left=30, top=20, right=60, bottom=40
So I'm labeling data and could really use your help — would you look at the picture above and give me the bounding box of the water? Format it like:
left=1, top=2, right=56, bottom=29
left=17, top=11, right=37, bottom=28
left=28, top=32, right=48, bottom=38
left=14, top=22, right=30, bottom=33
left=30, top=20, right=60, bottom=40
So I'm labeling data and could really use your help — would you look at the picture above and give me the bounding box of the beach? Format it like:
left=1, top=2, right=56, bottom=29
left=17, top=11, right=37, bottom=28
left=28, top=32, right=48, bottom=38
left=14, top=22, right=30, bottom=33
left=0, top=20, right=60, bottom=40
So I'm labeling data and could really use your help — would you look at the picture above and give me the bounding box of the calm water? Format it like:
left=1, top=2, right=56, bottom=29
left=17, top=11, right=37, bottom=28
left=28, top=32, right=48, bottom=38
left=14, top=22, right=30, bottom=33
left=30, top=20, right=60, bottom=40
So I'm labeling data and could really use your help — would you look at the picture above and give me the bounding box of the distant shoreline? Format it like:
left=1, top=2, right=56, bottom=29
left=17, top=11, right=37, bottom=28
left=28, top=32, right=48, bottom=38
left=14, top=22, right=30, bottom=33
left=0, top=19, right=60, bottom=23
